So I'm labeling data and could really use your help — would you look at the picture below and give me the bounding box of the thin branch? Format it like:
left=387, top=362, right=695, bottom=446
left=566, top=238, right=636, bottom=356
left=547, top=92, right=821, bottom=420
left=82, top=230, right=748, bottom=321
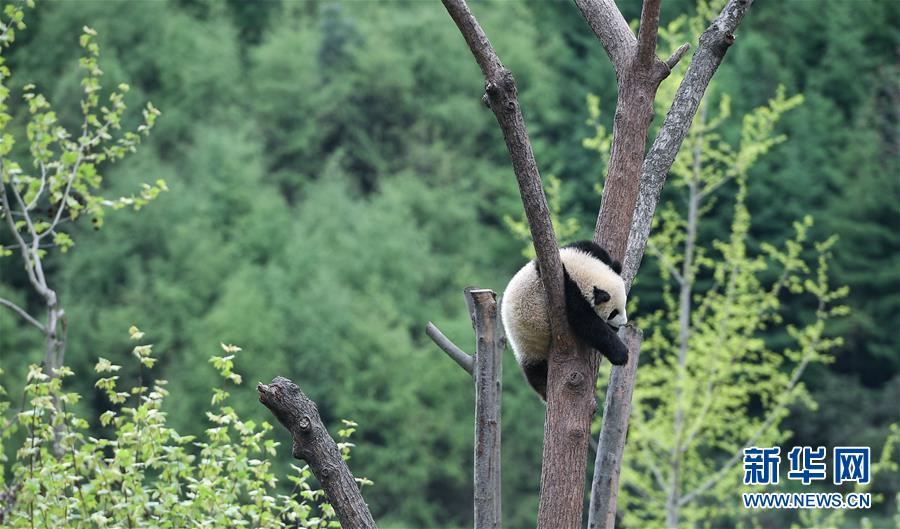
left=573, top=0, right=636, bottom=77
left=23, top=162, right=47, bottom=211
left=664, top=43, right=691, bottom=71
left=636, top=0, right=662, bottom=68
left=441, top=0, right=565, bottom=328
left=623, top=0, right=756, bottom=290
left=645, top=240, right=684, bottom=285
left=587, top=326, right=643, bottom=529
left=0, top=297, right=44, bottom=332
left=9, top=180, right=36, bottom=240
left=0, top=183, right=45, bottom=296
left=648, top=459, right=670, bottom=495
left=426, top=321, right=474, bottom=376
left=41, top=158, right=79, bottom=240
left=258, top=377, right=377, bottom=529
left=697, top=174, right=734, bottom=199
left=8, top=182, right=51, bottom=295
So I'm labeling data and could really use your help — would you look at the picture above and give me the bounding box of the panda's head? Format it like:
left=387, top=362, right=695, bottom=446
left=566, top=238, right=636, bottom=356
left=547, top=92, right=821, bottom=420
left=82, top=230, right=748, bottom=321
left=592, top=282, right=627, bottom=329
left=563, top=240, right=628, bottom=329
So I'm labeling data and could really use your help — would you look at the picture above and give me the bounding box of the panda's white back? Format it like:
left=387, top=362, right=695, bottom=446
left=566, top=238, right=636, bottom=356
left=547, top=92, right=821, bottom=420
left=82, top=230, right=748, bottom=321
left=500, top=261, right=551, bottom=365
left=500, top=247, right=626, bottom=366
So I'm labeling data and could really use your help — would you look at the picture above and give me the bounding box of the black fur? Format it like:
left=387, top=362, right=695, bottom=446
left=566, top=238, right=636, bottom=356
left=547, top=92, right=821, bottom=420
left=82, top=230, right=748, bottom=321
left=564, top=240, right=622, bottom=275
left=519, top=240, right=627, bottom=400
left=521, top=360, right=548, bottom=401
left=563, top=267, right=629, bottom=366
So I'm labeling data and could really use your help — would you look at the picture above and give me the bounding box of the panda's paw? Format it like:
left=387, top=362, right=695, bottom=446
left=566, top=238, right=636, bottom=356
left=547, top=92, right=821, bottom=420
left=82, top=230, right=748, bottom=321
left=604, top=344, right=629, bottom=366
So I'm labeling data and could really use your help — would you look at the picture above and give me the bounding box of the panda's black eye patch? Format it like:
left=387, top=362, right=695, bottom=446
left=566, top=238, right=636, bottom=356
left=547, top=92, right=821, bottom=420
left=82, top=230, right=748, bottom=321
left=593, top=287, right=611, bottom=305
left=608, top=309, right=619, bottom=320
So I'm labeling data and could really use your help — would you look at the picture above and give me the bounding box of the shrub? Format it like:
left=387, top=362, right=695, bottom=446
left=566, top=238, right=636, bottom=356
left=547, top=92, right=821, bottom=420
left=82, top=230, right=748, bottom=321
left=0, top=326, right=361, bottom=528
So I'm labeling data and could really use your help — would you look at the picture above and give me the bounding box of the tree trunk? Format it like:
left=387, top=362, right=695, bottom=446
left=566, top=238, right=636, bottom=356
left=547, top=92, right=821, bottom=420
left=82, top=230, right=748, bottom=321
left=471, top=289, right=504, bottom=529
left=258, top=377, right=377, bottom=529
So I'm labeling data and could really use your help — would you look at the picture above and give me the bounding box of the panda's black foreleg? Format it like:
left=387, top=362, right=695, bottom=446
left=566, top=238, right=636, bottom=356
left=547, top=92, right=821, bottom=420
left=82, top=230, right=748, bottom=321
left=521, top=360, right=548, bottom=401
left=563, top=268, right=629, bottom=365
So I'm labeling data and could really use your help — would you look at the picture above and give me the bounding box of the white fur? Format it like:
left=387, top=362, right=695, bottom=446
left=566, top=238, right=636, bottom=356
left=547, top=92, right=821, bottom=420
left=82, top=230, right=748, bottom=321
left=500, top=247, right=627, bottom=365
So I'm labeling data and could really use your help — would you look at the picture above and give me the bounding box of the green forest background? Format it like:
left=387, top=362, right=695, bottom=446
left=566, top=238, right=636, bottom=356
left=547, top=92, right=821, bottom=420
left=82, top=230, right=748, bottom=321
left=0, top=1, right=898, bottom=528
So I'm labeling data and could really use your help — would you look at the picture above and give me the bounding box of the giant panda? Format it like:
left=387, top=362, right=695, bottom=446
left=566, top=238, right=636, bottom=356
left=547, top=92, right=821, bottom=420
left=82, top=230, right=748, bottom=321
left=500, top=240, right=629, bottom=400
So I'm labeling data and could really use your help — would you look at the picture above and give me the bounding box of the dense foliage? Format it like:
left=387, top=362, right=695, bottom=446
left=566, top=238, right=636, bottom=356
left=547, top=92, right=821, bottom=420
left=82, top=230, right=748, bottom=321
left=0, top=327, right=355, bottom=527
left=1, top=1, right=897, bottom=528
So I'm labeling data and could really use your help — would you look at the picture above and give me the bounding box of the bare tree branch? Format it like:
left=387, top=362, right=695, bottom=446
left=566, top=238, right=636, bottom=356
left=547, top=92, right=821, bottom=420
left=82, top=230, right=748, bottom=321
left=664, top=43, right=691, bottom=71
left=41, top=154, right=82, bottom=241
left=636, top=0, right=663, bottom=68
left=589, top=3, right=756, bottom=526
left=258, top=377, right=377, bottom=529
left=441, top=3, right=601, bottom=527
left=464, top=286, right=479, bottom=328
left=0, top=297, right=44, bottom=332
left=470, top=289, right=503, bottom=529
left=0, top=183, right=45, bottom=297
left=623, top=0, right=755, bottom=289
left=426, top=321, right=474, bottom=376
left=573, top=0, right=636, bottom=77
left=588, top=326, right=642, bottom=529
left=440, top=0, right=566, bottom=329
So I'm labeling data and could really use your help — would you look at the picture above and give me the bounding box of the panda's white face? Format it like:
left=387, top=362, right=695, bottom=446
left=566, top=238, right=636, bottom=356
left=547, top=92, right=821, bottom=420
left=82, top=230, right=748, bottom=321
left=592, top=284, right=627, bottom=329
left=560, top=246, right=628, bottom=329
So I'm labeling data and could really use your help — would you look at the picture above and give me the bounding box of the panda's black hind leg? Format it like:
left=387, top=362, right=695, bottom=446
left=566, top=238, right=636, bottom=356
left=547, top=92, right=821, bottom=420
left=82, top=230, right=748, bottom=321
left=521, top=360, right=548, bottom=401
left=563, top=267, right=629, bottom=365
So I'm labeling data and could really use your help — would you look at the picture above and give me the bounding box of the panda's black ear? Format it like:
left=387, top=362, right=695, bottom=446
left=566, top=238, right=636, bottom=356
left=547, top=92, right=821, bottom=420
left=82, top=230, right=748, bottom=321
left=593, top=286, right=611, bottom=305
left=611, top=260, right=622, bottom=275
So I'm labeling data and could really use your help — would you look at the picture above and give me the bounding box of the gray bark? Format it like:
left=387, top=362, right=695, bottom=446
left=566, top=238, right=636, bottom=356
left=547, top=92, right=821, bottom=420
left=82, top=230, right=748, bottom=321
left=257, top=377, right=377, bottom=529
left=587, top=326, right=642, bottom=529
left=426, top=288, right=504, bottom=528
left=623, top=0, right=755, bottom=290
left=471, top=289, right=504, bottom=529
left=573, top=0, right=635, bottom=77
left=426, top=321, right=475, bottom=375
left=590, top=2, right=755, bottom=528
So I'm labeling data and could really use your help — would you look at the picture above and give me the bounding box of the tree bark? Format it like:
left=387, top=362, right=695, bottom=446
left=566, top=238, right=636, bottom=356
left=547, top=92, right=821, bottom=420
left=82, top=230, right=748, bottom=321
left=589, top=0, right=672, bottom=261
left=587, top=326, right=642, bottom=529
left=426, top=321, right=475, bottom=375
left=439, top=3, right=594, bottom=526
left=257, top=377, right=377, bottom=529
left=427, top=288, right=504, bottom=528
left=442, top=0, right=756, bottom=527
left=589, top=2, right=756, bottom=528
left=471, top=289, right=503, bottom=529
left=623, top=0, right=755, bottom=289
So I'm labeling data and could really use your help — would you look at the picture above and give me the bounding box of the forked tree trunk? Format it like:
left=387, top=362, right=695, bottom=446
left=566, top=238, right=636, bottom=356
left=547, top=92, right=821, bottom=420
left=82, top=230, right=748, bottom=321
left=262, top=1, right=757, bottom=528
left=441, top=1, right=756, bottom=528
